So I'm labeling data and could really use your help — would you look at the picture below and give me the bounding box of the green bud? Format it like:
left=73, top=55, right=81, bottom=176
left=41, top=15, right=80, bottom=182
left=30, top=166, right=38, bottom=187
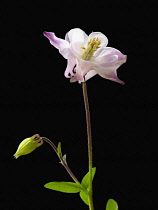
left=14, top=134, right=43, bottom=159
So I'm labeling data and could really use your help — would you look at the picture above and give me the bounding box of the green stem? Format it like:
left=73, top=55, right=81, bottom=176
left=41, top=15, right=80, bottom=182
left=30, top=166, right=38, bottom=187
left=41, top=137, right=80, bottom=185
left=82, top=81, right=94, bottom=210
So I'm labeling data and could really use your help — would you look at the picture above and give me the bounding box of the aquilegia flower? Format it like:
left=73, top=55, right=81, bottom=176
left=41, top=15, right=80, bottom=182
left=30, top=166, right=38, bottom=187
left=43, top=28, right=126, bottom=84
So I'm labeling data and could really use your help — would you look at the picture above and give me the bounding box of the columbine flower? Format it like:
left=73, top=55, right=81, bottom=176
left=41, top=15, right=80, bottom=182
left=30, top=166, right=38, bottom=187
left=43, top=28, right=127, bottom=84
left=14, top=134, right=43, bottom=159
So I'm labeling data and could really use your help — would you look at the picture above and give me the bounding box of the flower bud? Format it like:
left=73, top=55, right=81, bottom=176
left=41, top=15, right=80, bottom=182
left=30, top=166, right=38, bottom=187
left=14, top=134, right=43, bottom=159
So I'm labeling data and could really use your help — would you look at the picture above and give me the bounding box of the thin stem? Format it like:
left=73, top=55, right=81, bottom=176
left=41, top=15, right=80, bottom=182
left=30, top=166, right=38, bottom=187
left=41, top=137, right=80, bottom=185
left=82, top=81, right=94, bottom=210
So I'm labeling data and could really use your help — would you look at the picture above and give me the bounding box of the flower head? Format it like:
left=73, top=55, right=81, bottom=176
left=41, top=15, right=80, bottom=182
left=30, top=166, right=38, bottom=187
left=14, top=134, right=43, bottom=159
left=43, top=28, right=126, bottom=84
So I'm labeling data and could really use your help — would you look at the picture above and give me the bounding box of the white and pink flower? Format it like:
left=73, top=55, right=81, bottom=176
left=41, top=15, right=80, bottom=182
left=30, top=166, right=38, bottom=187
left=43, top=28, right=126, bottom=84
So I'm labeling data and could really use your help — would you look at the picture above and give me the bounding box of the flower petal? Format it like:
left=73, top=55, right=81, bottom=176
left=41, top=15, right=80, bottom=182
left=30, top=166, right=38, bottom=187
left=43, top=32, right=69, bottom=50
left=78, top=59, right=94, bottom=81
left=70, top=59, right=94, bottom=83
left=96, top=47, right=127, bottom=64
left=64, top=57, right=76, bottom=78
left=65, top=28, right=88, bottom=56
left=59, top=48, right=74, bottom=59
left=93, top=47, right=127, bottom=69
left=85, top=70, right=98, bottom=81
left=105, top=47, right=127, bottom=65
left=94, top=65, right=125, bottom=85
left=94, top=54, right=118, bottom=67
left=88, top=32, right=108, bottom=48
left=65, top=28, right=88, bottom=45
left=77, top=59, right=94, bottom=75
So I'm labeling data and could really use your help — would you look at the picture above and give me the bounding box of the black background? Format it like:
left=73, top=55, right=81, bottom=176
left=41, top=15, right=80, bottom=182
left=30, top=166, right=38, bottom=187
left=1, top=1, right=157, bottom=210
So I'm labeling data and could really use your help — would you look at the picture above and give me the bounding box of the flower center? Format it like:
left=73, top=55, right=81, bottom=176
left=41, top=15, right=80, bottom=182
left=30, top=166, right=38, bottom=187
left=81, top=37, right=101, bottom=60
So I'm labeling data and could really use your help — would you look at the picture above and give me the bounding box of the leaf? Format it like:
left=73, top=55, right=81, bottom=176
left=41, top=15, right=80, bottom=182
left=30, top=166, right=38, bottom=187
left=62, top=154, right=67, bottom=164
left=44, top=182, right=82, bottom=193
left=106, top=199, right=118, bottom=210
left=79, top=167, right=96, bottom=205
left=81, top=167, right=96, bottom=189
left=57, top=142, right=62, bottom=157
left=79, top=191, right=89, bottom=205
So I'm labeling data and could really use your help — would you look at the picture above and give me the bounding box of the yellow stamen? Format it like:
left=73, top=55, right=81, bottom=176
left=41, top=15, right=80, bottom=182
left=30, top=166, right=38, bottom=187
left=81, top=37, right=101, bottom=60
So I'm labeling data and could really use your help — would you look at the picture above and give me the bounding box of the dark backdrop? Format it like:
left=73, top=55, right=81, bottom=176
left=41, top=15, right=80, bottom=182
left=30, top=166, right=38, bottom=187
left=1, top=1, right=157, bottom=210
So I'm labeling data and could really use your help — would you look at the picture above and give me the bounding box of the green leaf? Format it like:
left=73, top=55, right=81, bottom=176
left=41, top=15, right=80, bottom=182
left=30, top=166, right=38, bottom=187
left=62, top=154, right=67, bottom=164
left=79, top=191, right=89, bottom=205
left=79, top=167, right=96, bottom=205
left=44, top=182, right=82, bottom=193
left=81, top=167, right=96, bottom=189
left=106, top=199, right=118, bottom=210
left=57, top=142, right=62, bottom=157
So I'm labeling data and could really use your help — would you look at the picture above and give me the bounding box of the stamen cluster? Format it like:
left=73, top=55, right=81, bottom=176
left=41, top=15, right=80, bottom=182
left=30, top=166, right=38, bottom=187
left=81, top=37, right=101, bottom=60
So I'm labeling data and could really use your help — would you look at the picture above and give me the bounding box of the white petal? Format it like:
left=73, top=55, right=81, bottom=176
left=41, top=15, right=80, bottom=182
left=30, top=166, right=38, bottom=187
left=94, top=65, right=125, bottom=85
left=85, top=70, right=97, bottom=81
left=93, top=47, right=113, bottom=59
left=59, top=48, right=74, bottom=59
left=93, top=47, right=108, bottom=58
left=70, top=59, right=94, bottom=83
left=65, top=28, right=88, bottom=56
left=64, top=57, right=76, bottom=78
left=65, top=28, right=88, bottom=44
left=88, top=32, right=108, bottom=48
left=93, top=47, right=127, bottom=67
left=43, top=32, right=69, bottom=49
left=76, top=59, right=93, bottom=75
left=96, top=47, right=127, bottom=65
left=99, top=55, right=118, bottom=67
